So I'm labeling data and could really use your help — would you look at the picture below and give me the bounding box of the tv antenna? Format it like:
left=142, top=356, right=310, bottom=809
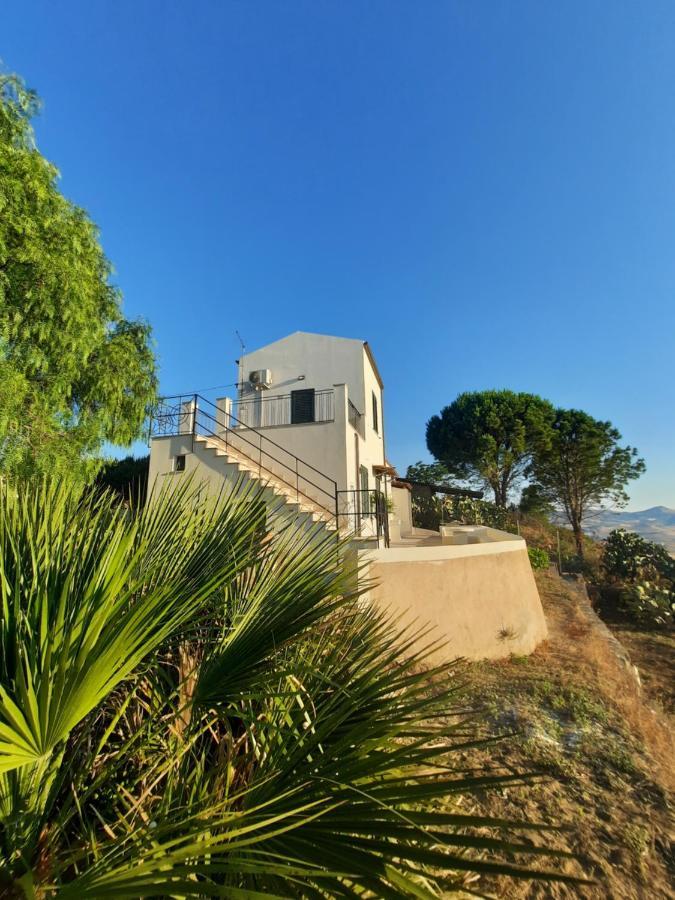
left=235, top=331, right=246, bottom=397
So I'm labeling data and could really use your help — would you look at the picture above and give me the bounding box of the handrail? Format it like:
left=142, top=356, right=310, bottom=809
left=336, top=488, right=390, bottom=548
left=199, top=394, right=337, bottom=489
left=201, top=403, right=335, bottom=503
left=150, top=393, right=339, bottom=520
left=234, top=389, right=334, bottom=427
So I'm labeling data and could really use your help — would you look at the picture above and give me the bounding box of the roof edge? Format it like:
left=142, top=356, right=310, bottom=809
left=363, top=341, right=384, bottom=389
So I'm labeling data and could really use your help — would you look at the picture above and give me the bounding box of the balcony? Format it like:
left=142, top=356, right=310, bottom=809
left=232, top=388, right=335, bottom=428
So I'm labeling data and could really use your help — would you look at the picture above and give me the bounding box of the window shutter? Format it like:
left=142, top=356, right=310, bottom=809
left=291, top=388, right=315, bottom=424
left=372, top=391, right=379, bottom=433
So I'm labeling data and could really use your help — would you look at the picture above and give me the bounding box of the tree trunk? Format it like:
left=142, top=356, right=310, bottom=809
left=491, top=480, right=508, bottom=508
left=573, top=522, right=584, bottom=558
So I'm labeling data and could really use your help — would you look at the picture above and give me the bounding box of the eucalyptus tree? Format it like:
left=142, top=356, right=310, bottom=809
left=0, top=479, right=580, bottom=896
left=0, top=73, right=157, bottom=482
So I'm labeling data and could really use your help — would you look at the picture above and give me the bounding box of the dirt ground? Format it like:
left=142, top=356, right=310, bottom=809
left=450, top=570, right=674, bottom=899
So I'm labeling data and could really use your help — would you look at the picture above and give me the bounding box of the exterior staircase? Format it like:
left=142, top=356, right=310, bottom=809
left=150, top=393, right=388, bottom=546
left=192, top=432, right=338, bottom=533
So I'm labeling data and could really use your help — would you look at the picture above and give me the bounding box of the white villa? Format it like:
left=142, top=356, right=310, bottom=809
left=148, top=331, right=548, bottom=661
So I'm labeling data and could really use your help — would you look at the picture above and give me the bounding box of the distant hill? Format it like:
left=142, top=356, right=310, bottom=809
left=583, top=506, right=675, bottom=554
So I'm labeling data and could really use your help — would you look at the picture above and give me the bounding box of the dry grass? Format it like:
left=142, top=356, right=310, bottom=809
left=608, top=628, right=675, bottom=716
left=537, top=571, right=674, bottom=791
left=451, top=570, right=674, bottom=899
left=519, top=517, right=603, bottom=572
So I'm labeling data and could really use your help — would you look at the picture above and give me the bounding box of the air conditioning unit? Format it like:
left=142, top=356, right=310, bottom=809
left=248, top=368, right=272, bottom=389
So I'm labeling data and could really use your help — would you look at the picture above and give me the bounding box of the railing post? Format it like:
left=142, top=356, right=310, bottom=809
left=216, top=396, right=232, bottom=450
left=382, top=491, right=390, bottom=548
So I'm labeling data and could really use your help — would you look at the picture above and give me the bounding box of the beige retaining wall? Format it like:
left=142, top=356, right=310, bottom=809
left=359, top=534, right=548, bottom=662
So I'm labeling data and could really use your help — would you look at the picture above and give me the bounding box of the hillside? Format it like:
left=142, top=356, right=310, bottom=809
left=583, top=506, right=675, bottom=554
left=454, top=570, right=674, bottom=898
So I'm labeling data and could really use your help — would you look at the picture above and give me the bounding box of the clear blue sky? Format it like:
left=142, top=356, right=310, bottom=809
left=4, top=2, right=674, bottom=509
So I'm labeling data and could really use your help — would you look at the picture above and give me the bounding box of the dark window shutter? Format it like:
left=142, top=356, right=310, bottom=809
left=372, top=391, right=379, bottom=433
left=291, top=388, right=315, bottom=424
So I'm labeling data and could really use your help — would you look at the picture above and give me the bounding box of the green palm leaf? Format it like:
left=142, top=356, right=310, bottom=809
left=0, top=478, right=586, bottom=896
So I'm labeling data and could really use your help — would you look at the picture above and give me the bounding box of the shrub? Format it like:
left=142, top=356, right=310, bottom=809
left=602, top=529, right=675, bottom=583
left=528, top=546, right=551, bottom=570
left=620, top=581, right=675, bottom=630
left=0, top=478, right=577, bottom=895
left=94, top=453, right=149, bottom=503
left=443, top=496, right=515, bottom=531
left=409, top=485, right=444, bottom=529
left=519, top=483, right=554, bottom=518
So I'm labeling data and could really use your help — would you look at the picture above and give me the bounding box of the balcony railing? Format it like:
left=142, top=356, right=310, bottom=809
left=233, top=389, right=334, bottom=428
left=347, top=399, right=365, bottom=438
left=149, top=394, right=339, bottom=520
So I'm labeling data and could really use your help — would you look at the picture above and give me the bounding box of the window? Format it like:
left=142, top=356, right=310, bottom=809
left=291, top=388, right=315, bottom=424
left=372, top=391, right=379, bottom=434
left=175, top=454, right=186, bottom=472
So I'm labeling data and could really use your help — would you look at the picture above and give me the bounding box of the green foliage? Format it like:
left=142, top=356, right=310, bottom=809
left=520, top=483, right=554, bottom=518
left=601, top=529, right=674, bottom=630
left=528, top=547, right=551, bottom=570
left=95, top=454, right=149, bottom=504
left=528, top=409, right=645, bottom=557
left=405, top=460, right=454, bottom=486
left=602, top=528, right=675, bottom=583
left=406, top=484, right=516, bottom=534
left=0, top=73, right=157, bottom=483
left=426, top=391, right=554, bottom=507
left=409, top=489, right=442, bottom=529
left=0, top=479, right=579, bottom=895
left=444, top=495, right=514, bottom=531
left=404, top=462, right=454, bottom=529
left=620, top=581, right=675, bottom=630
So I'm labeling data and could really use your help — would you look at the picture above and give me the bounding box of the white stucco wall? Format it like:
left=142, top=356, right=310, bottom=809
left=235, top=332, right=385, bottom=497
left=359, top=537, right=548, bottom=662
left=148, top=434, right=242, bottom=498
left=223, top=385, right=349, bottom=508
left=391, top=486, right=413, bottom=536
left=355, top=344, right=385, bottom=495
left=240, top=332, right=366, bottom=407
left=147, top=434, right=334, bottom=545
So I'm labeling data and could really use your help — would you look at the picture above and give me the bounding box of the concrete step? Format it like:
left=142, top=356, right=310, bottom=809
left=194, top=433, right=337, bottom=530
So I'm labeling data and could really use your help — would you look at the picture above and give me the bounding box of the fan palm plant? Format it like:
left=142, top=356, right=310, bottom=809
left=0, top=478, right=580, bottom=897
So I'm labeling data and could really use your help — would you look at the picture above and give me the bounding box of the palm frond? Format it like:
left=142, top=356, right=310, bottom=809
left=0, top=478, right=586, bottom=896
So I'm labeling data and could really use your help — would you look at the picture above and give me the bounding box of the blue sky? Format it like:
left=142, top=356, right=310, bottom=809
left=4, top=2, right=674, bottom=509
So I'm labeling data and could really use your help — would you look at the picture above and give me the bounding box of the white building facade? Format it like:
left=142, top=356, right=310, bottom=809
left=148, top=331, right=396, bottom=539
left=147, top=329, right=549, bottom=662
left=232, top=331, right=388, bottom=500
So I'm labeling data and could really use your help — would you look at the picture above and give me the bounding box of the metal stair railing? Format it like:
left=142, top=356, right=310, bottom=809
left=150, top=393, right=339, bottom=525
left=336, top=488, right=390, bottom=548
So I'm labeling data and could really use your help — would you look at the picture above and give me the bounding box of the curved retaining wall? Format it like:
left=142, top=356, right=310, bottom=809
left=358, top=534, right=548, bottom=662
